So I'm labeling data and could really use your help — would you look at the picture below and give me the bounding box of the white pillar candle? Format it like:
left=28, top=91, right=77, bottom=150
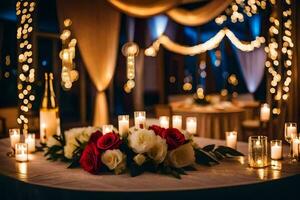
left=134, top=111, right=146, bottom=129
left=118, top=115, right=129, bottom=137
left=9, top=129, right=20, bottom=149
left=225, top=131, right=237, bottom=149
left=260, top=103, right=270, bottom=122
left=292, top=138, right=300, bottom=158
left=102, top=125, right=113, bottom=135
left=172, top=115, right=182, bottom=130
left=271, top=140, right=282, bottom=160
left=15, top=143, right=28, bottom=162
left=159, top=116, right=169, bottom=128
left=25, top=134, right=35, bottom=153
left=186, top=117, right=197, bottom=134
left=287, top=126, right=297, bottom=136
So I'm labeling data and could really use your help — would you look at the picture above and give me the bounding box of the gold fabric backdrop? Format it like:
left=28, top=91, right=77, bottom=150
left=57, top=0, right=120, bottom=126
left=108, top=0, right=233, bottom=26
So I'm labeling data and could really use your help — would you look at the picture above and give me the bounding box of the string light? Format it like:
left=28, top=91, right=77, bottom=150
left=16, top=0, right=35, bottom=135
left=122, top=42, right=139, bottom=93
left=59, top=18, right=78, bottom=90
left=145, top=28, right=265, bottom=56
left=216, top=0, right=267, bottom=25
left=265, top=0, right=294, bottom=116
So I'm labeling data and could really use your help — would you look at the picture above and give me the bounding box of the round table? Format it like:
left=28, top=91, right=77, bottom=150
left=171, top=102, right=245, bottom=139
left=0, top=138, right=299, bottom=200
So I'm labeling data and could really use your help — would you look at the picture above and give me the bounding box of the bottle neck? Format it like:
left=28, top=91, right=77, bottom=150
left=41, top=73, right=57, bottom=109
left=41, top=73, right=49, bottom=108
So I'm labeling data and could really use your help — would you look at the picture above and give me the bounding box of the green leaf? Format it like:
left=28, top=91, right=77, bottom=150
left=195, top=148, right=220, bottom=166
left=202, top=144, right=215, bottom=152
left=213, top=150, right=226, bottom=160
left=68, top=160, right=80, bottom=168
left=214, top=146, right=244, bottom=157
left=129, top=163, right=145, bottom=177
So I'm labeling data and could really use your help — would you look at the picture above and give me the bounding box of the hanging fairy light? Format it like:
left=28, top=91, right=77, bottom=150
left=215, top=0, right=267, bottom=25
left=144, top=28, right=265, bottom=57
left=281, top=0, right=293, bottom=102
left=265, top=0, right=294, bottom=115
left=122, top=42, right=139, bottom=93
left=59, top=18, right=78, bottom=90
left=16, top=0, right=36, bottom=135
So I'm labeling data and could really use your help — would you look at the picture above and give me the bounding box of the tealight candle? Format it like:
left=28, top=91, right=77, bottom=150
left=25, top=134, right=36, bottom=153
left=9, top=129, right=20, bottom=150
left=270, top=140, right=282, bottom=160
left=248, top=136, right=268, bottom=168
left=286, top=125, right=297, bottom=138
left=172, top=115, right=182, bottom=130
left=118, top=115, right=129, bottom=137
left=134, top=111, right=146, bottom=129
left=102, top=125, right=113, bottom=135
left=260, top=103, right=270, bottom=122
left=159, top=116, right=169, bottom=128
left=186, top=117, right=197, bottom=134
left=292, top=138, right=300, bottom=158
left=225, top=131, right=238, bottom=149
left=15, top=143, right=28, bottom=162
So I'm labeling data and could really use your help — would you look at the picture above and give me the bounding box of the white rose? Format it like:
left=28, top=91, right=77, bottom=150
left=181, top=130, right=193, bottom=140
left=101, top=149, right=126, bottom=174
left=64, top=126, right=100, bottom=159
left=167, top=143, right=195, bottom=168
left=64, top=144, right=77, bottom=159
left=46, top=136, right=60, bottom=148
left=128, top=129, right=156, bottom=154
left=133, top=154, right=146, bottom=166
left=147, top=136, right=167, bottom=164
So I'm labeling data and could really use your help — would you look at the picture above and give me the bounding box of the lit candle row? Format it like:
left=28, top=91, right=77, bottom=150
left=159, top=115, right=197, bottom=134
left=9, top=128, right=36, bottom=162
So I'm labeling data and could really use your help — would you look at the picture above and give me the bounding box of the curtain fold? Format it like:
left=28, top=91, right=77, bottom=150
left=236, top=46, right=266, bottom=93
left=56, top=0, right=120, bottom=126
left=166, top=0, right=233, bottom=26
left=108, top=0, right=233, bottom=26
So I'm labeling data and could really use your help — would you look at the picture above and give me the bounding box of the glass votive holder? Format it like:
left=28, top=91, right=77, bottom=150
left=172, top=115, right=182, bottom=130
left=225, top=131, right=238, bottom=150
left=9, top=128, right=21, bottom=150
left=15, top=143, right=28, bottom=162
left=248, top=136, right=268, bottom=168
left=270, top=140, right=282, bottom=160
left=159, top=116, right=169, bottom=128
left=260, top=103, right=270, bottom=122
left=25, top=133, right=36, bottom=153
left=186, top=117, right=197, bottom=134
left=118, top=115, right=129, bottom=137
left=134, top=111, right=146, bottom=129
left=292, top=138, right=300, bottom=160
left=102, top=124, right=114, bottom=135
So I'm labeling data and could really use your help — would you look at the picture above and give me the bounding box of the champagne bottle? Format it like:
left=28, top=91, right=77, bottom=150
left=40, top=73, right=60, bottom=144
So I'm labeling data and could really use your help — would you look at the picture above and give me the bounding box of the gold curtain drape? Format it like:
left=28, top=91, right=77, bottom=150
left=167, top=0, right=233, bottom=26
left=57, top=0, right=120, bottom=126
left=108, top=0, right=233, bottom=26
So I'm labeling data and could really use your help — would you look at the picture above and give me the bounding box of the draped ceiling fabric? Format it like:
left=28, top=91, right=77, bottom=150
left=56, top=0, right=120, bottom=126
left=236, top=46, right=266, bottom=93
left=108, top=0, right=233, bottom=26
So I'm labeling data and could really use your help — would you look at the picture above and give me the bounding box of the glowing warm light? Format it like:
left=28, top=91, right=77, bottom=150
left=145, top=28, right=265, bottom=56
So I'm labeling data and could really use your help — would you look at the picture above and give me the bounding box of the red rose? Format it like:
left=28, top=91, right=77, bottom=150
left=97, top=132, right=122, bottom=150
left=79, top=143, right=101, bottom=174
left=88, top=130, right=103, bottom=145
left=149, top=125, right=165, bottom=137
left=161, top=128, right=185, bottom=150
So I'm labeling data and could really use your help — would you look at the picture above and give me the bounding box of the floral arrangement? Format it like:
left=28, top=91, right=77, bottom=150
left=45, top=125, right=243, bottom=178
